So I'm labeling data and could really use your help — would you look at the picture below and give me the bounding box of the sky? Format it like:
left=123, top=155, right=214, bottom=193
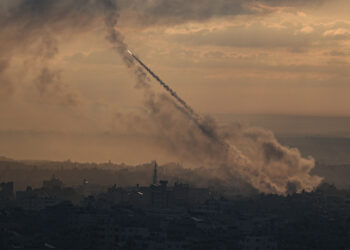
left=1, top=0, right=349, bottom=193
left=0, top=0, right=348, bottom=160
left=0, top=0, right=349, bottom=135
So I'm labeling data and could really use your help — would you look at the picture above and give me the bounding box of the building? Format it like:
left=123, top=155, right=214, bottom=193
left=0, top=182, right=14, bottom=200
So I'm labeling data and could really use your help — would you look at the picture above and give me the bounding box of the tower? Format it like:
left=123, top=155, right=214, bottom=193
left=153, top=161, right=158, bottom=185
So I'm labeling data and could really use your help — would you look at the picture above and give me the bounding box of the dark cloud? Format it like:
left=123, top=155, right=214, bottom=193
left=0, top=0, right=109, bottom=102
left=0, top=0, right=328, bottom=31
left=121, top=0, right=326, bottom=26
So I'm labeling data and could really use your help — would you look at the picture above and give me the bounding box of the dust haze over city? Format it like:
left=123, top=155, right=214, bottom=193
left=1, top=1, right=350, bottom=249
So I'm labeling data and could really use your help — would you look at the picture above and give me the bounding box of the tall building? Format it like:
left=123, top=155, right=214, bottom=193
left=152, top=161, right=158, bottom=185
left=151, top=180, right=168, bottom=208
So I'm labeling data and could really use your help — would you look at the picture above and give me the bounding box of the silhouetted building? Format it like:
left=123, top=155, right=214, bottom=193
left=151, top=180, right=169, bottom=208
left=153, top=161, right=158, bottom=185
left=0, top=182, right=14, bottom=200
left=16, top=186, right=62, bottom=210
left=169, top=182, right=189, bottom=207
left=43, top=175, right=64, bottom=190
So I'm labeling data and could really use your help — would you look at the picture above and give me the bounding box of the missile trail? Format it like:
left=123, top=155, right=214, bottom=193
left=127, top=49, right=197, bottom=118
left=127, top=49, right=227, bottom=147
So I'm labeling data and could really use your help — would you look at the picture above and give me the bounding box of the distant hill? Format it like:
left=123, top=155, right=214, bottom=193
left=0, top=156, right=14, bottom=162
left=0, top=158, right=256, bottom=195
left=1, top=153, right=350, bottom=191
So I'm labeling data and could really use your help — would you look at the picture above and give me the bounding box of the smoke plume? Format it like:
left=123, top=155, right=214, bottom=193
left=0, top=60, right=13, bottom=98
left=0, top=0, right=323, bottom=194
left=0, top=0, right=109, bottom=104
left=101, top=2, right=322, bottom=194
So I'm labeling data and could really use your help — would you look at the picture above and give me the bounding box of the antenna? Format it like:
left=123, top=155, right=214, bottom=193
left=153, top=161, right=158, bottom=185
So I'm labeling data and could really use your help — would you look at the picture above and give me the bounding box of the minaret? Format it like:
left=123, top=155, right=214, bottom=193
left=153, top=161, right=158, bottom=185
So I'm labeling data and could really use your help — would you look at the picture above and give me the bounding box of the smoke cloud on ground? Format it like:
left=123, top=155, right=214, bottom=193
left=0, top=0, right=322, bottom=194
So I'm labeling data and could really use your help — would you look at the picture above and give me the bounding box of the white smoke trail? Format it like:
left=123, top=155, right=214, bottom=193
left=128, top=50, right=197, bottom=117
left=128, top=49, right=228, bottom=146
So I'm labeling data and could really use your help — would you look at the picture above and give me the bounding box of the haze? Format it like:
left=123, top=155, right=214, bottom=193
left=0, top=0, right=349, bottom=193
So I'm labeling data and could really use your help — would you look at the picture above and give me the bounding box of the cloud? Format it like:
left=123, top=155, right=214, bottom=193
left=327, top=50, right=350, bottom=57
left=119, top=0, right=327, bottom=26
left=161, top=17, right=350, bottom=53
left=170, top=22, right=313, bottom=49
left=300, top=25, right=314, bottom=34
left=65, top=50, right=125, bottom=65
left=323, top=28, right=350, bottom=39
